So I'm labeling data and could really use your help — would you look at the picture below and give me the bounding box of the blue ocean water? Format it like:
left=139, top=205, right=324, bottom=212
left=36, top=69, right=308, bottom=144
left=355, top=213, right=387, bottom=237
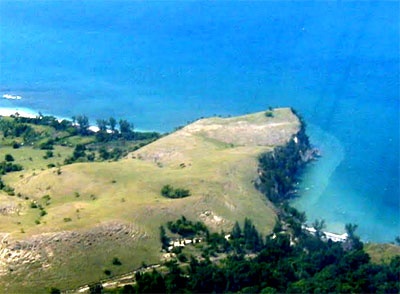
left=0, top=1, right=398, bottom=242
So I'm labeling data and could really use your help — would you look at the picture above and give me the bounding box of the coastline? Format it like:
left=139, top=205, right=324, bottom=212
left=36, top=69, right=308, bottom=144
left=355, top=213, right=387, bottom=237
left=0, top=107, right=38, bottom=119
left=0, top=107, right=150, bottom=134
left=0, top=107, right=102, bottom=133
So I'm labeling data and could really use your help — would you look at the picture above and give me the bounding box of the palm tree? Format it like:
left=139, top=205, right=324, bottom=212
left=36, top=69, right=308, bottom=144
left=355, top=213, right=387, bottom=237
left=345, top=223, right=358, bottom=239
left=343, top=223, right=362, bottom=251
left=312, top=219, right=326, bottom=239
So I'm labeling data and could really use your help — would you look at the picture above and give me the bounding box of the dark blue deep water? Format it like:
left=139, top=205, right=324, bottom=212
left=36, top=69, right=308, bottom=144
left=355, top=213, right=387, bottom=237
left=0, top=1, right=398, bottom=242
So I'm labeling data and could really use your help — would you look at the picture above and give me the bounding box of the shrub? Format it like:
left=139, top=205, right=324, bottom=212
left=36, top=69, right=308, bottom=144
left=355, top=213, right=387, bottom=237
left=39, top=139, right=54, bottom=150
left=5, top=154, right=14, bottom=162
left=177, top=253, right=188, bottom=262
left=3, top=186, right=15, bottom=195
left=63, top=217, right=72, bottom=222
left=42, top=194, right=51, bottom=203
left=88, top=283, right=103, bottom=294
left=161, top=185, right=190, bottom=199
left=104, top=269, right=111, bottom=276
left=265, top=110, right=274, bottom=118
left=112, top=257, right=122, bottom=266
left=161, top=185, right=173, bottom=197
left=49, top=287, right=61, bottom=294
left=43, top=150, right=53, bottom=159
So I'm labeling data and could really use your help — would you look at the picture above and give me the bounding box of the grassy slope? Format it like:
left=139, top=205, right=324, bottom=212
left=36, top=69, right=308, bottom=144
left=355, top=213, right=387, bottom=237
left=364, top=243, right=400, bottom=264
left=0, top=108, right=299, bottom=292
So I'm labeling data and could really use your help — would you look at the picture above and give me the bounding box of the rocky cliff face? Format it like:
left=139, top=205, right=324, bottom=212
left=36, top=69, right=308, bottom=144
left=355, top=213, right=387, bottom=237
left=256, top=119, right=317, bottom=204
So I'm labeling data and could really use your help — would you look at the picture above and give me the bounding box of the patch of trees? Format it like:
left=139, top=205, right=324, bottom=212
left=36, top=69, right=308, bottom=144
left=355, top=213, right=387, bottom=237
left=72, top=115, right=90, bottom=136
left=256, top=118, right=312, bottom=204
left=1, top=115, right=160, bottom=166
left=64, top=144, right=95, bottom=164
left=161, top=185, right=191, bottom=199
left=0, top=156, right=21, bottom=195
left=14, top=114, right=74, bottom=132
left=95, top=117, right=160, bottom=143
left=0, top=119, right=38, bottom=142
left=88, top=111, right=398, bottom=294
left=129, top=217, right=400, bottom=294
left=265, top=108, right=274, bottom=117
left=95, top=118, right=134, bottom=142
left=10, top=114, right=80, bottom=139
left=167, top=216, right=208, bottom=238
left=229, top=218, right=264, bottom=252
left=97, top=146, right=125, bottom=161
left=3, top=113, right=160, bottom=144
left=39, top=139, right=55, bottom=150
left=0, top=160, right=23, bottom=175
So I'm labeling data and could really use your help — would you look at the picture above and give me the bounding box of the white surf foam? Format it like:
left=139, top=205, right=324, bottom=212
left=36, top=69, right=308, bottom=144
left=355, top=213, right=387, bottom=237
left=2, top=94, right=22, bottom=100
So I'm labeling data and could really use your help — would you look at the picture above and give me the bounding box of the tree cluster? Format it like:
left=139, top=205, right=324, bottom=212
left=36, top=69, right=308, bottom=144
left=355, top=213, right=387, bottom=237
left=13, top=114, right=74, bottom=131
left=64, top=144, right=96, bottom=164
left=0, top=159, right=23, bottom=175
left=127, top=217, right=400, bottom=294
left=0, top=119, right=38, bottom=143
left=95, top=117, right=136, bottom=142
left=256, top=119, right=311, bottom=204
left=161, top=185, right=191, bottom=199
left=166, top=216, right=208, bottom=238
left=0, top=155, right=22, bottom=195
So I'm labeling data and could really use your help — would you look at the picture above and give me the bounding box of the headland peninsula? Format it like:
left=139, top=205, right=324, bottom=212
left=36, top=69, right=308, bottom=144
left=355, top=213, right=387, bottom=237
left=0, top=108, right=398, bottom=293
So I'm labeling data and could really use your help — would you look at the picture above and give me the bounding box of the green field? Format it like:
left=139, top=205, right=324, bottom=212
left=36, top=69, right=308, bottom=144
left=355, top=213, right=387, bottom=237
left=0, top=109, right=301, bottom=292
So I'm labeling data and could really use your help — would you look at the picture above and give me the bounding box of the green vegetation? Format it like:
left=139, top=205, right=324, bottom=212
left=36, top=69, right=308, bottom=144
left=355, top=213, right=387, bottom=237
left=104, top=269, right=112, bottom=276
left=0, top=113, right=160, bottom=165
left=2, top=108, right=395, bottom=293
left=110, top=216, right=400, bottom=294
left=161, top=185, right=191, bottom=199
left=0, top=160, right=23, bottom=175
left=167, top=216, right=208, bottom=237
left=0, top=109, right=312, bottom=293
left=111, top=116, right=398, bottom=293
left=4, top=154, right=14, bottom=162
left=265, top=110, right=274, bottom=117
left=256, top=119, right=312, bottom=203
left=112, top=257, right=122, bottom=266
left=365, top=243, right=400, bottom=264
left=0, top=110, right=294, bottom=292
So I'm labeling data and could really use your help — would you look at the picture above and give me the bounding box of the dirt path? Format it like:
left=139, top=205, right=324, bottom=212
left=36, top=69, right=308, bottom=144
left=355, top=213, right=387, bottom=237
left=66, top=264, right=161, bottom=293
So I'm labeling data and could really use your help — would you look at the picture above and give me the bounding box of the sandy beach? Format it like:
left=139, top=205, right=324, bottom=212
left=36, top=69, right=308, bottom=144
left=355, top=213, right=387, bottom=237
left=0, top=107, right=104, bottom=133
left=0, top=107, right=38, bottom=118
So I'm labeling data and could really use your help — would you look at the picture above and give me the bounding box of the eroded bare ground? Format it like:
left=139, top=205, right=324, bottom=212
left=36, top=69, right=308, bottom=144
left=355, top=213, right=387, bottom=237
left=0, top=222, right=140, bottom=277
left=185, top=119, right=297, bottom=147
left=133, top=109, right=299, bottom=166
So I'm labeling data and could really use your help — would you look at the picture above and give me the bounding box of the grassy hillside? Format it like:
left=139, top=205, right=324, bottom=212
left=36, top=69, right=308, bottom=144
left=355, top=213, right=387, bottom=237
left=0, top=108, right=299, bottom=292
left=365, top=243, right=400, bottom=264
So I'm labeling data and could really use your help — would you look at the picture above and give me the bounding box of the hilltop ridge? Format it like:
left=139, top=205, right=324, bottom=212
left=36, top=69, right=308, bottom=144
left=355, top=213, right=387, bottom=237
left=0, top=108, right=300, bottom=292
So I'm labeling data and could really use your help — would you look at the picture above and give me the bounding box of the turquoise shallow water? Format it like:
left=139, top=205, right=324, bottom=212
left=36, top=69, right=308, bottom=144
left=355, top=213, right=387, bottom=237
left=0, top=1, right=398, bottom=242
left=293, top=125, right=399, bottom=241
